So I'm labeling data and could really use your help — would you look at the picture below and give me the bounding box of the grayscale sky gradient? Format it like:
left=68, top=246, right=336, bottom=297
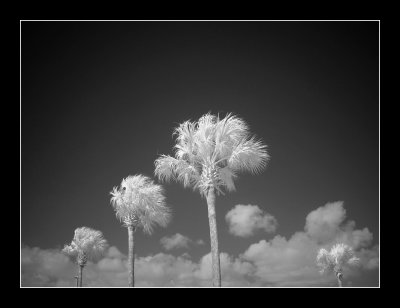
left=21, top=21, right=379, bottom=287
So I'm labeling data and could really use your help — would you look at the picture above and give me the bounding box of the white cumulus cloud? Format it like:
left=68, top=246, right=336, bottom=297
left=225, top=204, right=278, bottom=237
left=160, top=233, right=191, bottom=250
left=241, top=201, right=378, bottom=286
left=305, top=201, right=347, bottom=243
left=160, top=233, right=205, bottom=251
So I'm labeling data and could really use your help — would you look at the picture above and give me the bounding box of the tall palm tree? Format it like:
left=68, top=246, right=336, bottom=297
left=63, top=227, right=108, bottom=287
left=154, top=113, right=269, bottom=287
left=110, top=174, right=171, bottom=287
left=316, top=243, right=360, bottom=287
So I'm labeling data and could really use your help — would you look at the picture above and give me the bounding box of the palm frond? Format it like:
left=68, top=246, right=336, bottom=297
left=110, top=186, right=123, bottom=208
left=63, top=227, right=108, bottom=263
left=173, top=120, right=198, bottom=163
left=196, top=113, right=217, bottom=142
left=154, top=155, right=179, bottom=183
left=217, top=166, right=237, bottom=192
left=155, top=112, right=269, bottom=196
left=330, top=243, right=359, bottom=268
left=316, top=248, right=334, bottom=274
left=173, top=120, right=196, bottom=146
left=215, top=113, right=248, bottom=147
left=109, top=174, right=171, bottom=233
left=175, top=160, right=201, bottom=189
left=155, top=154, right=201, bottom=189
left=316, top=243, right=359, bottom=275
left=193, top=113, right=217, bottom=160
left=228, top=136, right=269, bottom=174
left=348, top=256, right=360, bottom=265
left=139, top=201, right=171, bottom=235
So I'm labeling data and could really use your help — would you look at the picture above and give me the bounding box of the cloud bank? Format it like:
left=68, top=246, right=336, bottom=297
left=160, top=233, right=204, bottom=251
left=21, top=202, right=378, bottom=287
left=240, top=201, right=378, bottom=287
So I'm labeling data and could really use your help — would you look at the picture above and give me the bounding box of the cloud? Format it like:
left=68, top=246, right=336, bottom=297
left=358, top=245, right=379, bottom=270
left=305, top=201, right=374, bottom=250
left=305, top=201, right=347, bottom=243
left=160, top=233, right=204, bottom=251
left=21, top=202, right=379, bottom=287
left=240, top=201, right=379, bottom=286
left=99, top=251, right=255, bottom=287
left=21, top=244, right=252, bottom=287
left=194, top=252, right=256, bottom=287
left=196, top=239, right=205, bottom=245
left=242, top=233, right=330, bottom=286
left=21, top=245, right=77, bottom=287
left=225, top=204, right=278, bottom=237
left=135, top=253, right=198, bottom=286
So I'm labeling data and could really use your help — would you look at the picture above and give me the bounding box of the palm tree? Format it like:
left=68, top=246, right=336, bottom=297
left=316, top=243, right=360, bottom=287
left=154, top=113, right=269, bottom=287
left=63, top=227, right=108, bottom=287
left=110, top=174, right=171, bottom=287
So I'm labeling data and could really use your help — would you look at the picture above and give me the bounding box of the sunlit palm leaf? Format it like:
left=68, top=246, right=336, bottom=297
left=155, top=112, right=269, bottom=196
left=316, top=243, right=360, bottom=275
left=63, top=227, right=108, bottom=263
left=217, top=167, right=237, bottom=192
left=228, top=137, right=269, bottom=174
left=110, top=174, right=171, bottom=234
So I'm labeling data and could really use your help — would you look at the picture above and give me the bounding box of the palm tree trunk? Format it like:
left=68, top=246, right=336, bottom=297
left=128, top=225, right=136, bottom=287
left=78, top=265, right=83, bottom=287
left=336, top=272, right=343, bottom=287
left=206, top=186, right=221, bottom=287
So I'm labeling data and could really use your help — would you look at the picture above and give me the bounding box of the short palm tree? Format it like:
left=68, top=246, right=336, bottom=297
left=316, top=243, right=360, bottom=287
left=110, top=174, right=171, bottom=287
left=154, top=113, right=269, bottom=287
left=63, top=227, right=108, bottom=287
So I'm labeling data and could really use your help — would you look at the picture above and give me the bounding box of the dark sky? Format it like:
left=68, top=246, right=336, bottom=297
left=21, top=21, right=379, bottom=286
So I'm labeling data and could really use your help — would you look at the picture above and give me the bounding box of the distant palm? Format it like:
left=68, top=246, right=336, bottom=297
left=63, top=227, right=108, bottom=287
left=110, top=174, right=171, bottom=287
left=316, top=243, right=360, bottom=287
left=155, top=113, right=269, bottom=286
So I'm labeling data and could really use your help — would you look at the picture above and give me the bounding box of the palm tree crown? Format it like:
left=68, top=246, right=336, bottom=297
left=154, top=113, right=269, bottom=196
left=316, top=243, right=359, bottom=275
left=63, top=227, right=108, bottom=265
left=110, top=174, right=171, bottom=233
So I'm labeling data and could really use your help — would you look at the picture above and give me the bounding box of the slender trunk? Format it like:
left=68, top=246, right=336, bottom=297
left=78, top=265, right=83, bottom=287
left=206, top=187, right=221, bottom=287
left=336, top=272, right=343, bottom=287
left=128, top=225, right=136, bottom=287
